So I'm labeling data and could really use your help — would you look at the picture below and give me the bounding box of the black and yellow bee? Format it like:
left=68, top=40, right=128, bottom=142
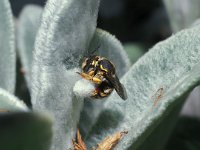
left=77, top=50, right=127, bottom=100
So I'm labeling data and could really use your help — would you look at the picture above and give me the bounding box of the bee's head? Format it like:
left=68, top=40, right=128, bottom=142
left=82, top=55, right=100, bottom=72
left=82, top=45, right=101, bottom=72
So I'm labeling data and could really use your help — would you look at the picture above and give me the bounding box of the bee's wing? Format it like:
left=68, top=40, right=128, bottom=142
left=105, top=74, right=127, bottom=100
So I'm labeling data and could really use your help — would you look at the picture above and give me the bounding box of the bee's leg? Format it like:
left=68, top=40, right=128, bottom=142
left=88, top=70, right=94, bottom=76
left=77, top=72, right=92, bottom=80
left=88, top=70, right=103, bottom=84
left=92, top=71, right=105, bottom=84
left=92, top=77, right=102, bottom=84
left=77, top=72, right=102, bottom=84
left=91, top=89, right=99, bottom=97
left=99, top=91, right=108, bottom=97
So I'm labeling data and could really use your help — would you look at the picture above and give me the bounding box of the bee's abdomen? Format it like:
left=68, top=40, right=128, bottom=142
left=95, top=81, right=113, bottom=98
left=99, top=59, right=115, bottom=74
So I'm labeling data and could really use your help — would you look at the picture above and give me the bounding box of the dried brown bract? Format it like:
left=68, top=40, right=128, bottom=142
left=72, top=129, right=87, bottom=150
left=94, top=131, right=128, bottom=150
left=72, top=129, right=127, bottom=150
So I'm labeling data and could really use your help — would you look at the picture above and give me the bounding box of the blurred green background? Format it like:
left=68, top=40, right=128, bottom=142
left=10, top=0, right=171, bottom=46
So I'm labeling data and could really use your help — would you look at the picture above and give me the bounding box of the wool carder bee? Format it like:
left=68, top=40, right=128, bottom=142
left=77, top=50, right=127, bottom=100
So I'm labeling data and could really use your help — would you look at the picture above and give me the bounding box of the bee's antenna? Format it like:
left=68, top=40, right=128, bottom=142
left=84, top=43, right=101, bottom=57
left=91, top=44, right=100, bottom=55
left=83, top=49, right=89, bottom=58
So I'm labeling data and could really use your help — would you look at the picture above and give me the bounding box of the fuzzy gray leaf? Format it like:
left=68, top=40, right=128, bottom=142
left=0, top=0, right=15, bottom=93
left=163, top=0, right=200, bottom=120
left=181, top=17, right=200, bottom=118
left=163, top=0, right=200, bottom=32
left=17, top=5, right=43, bottom=89
left=31, top=0, right=100, bottom=149
left=79, top=28, right=130, bottom=137
left=86, top=23, right=200, bottom=149
left=0, top=88, right=28, bottom=112
left=89, top=28, right=131, bottom=77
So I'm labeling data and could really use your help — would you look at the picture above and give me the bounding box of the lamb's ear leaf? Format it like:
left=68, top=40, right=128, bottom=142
left=0, top=0, right=15, bottom=93
left=79, top=28, right=131, bottom=137
left=88, top=28, right=131, bottom=77
left=31, top=0, right=100, bottom=149
left=163, top=1, right=200, bottom=119
left=182, top=21, right=199, bottom=118
left=17, top=5, right=43, bottom=90
left=163, top=0, right=200, bottom=32
left=86, top=24, right=200, bottom=150
left=0, top=112, right=52, bottom=150
left=0, top=88, right=28, bottom=112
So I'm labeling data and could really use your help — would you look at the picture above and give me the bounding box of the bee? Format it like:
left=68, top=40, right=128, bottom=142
left=77, top=49, right=127, bottom=100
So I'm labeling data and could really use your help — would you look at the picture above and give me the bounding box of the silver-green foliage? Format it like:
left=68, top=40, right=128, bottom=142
left=17, top=3, right=131, bottom=149
left=31, top=0, right=100, bottom=149
left=0, top=0, right=15, bottom=93
left=0, top=87, right=28, bottom=111
left=163, top=0, right=200, bottom=32
left=0, top=1, right=52, bottom=150
left=0, top=0, right=27, bottom=112
left=16, top=1, right=200, bottom=150
left=163, top=0, right=200, bottom=118
left=86, top=25, right=200, bottom=149
left=17, top=5, right=43, bottom=89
